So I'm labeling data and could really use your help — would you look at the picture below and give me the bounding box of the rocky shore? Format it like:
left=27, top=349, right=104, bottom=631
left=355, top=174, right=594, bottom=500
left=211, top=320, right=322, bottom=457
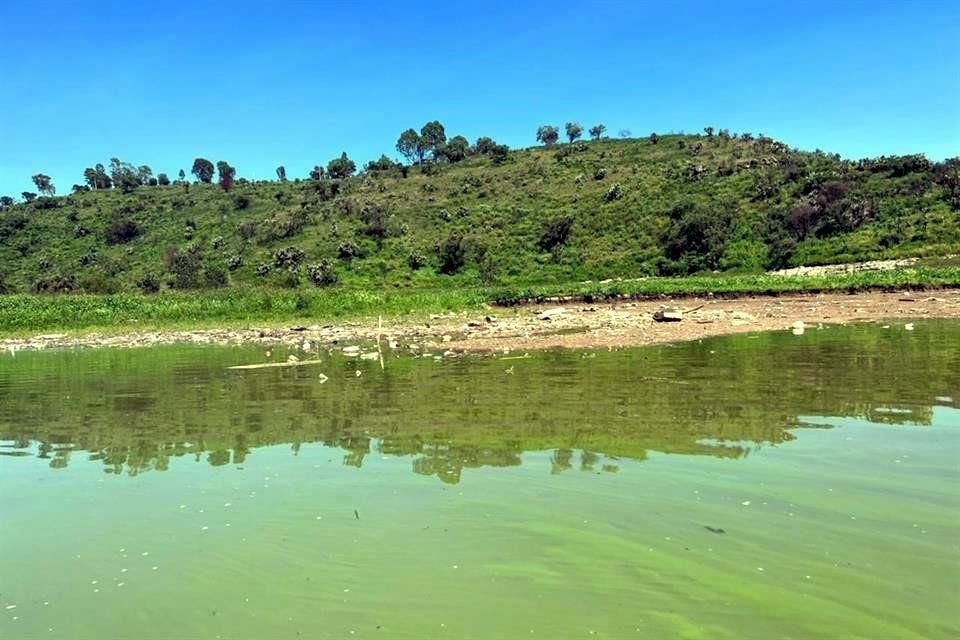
left=2, top=289, right=959, bottom=355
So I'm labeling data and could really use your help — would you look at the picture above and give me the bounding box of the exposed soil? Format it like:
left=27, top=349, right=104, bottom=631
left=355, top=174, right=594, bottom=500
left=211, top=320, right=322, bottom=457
left=2, top=289, right=959, bottom=354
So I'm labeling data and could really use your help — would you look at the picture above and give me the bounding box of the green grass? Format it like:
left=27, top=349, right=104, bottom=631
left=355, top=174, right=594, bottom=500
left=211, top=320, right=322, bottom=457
left=2, top=267, right=957, bottom=335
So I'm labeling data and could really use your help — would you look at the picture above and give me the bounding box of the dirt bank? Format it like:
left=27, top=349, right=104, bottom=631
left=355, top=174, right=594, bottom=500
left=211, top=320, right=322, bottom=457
left=2, top=289, right=959, bottom=354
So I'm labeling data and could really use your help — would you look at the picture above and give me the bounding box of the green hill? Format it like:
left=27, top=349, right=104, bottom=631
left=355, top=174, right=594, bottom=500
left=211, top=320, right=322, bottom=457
left=1, top=132, right=958, bottom=296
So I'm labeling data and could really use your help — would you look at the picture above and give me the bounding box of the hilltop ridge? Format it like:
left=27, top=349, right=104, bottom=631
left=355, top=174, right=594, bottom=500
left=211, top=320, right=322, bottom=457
left=1, top=130, right=957, bottom=295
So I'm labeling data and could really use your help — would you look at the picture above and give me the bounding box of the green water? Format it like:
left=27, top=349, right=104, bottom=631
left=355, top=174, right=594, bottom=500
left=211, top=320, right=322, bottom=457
left=1, top=323, right=958, bottom=639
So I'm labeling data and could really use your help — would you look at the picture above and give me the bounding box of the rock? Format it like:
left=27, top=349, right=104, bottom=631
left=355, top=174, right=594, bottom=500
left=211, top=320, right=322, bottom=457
left=360, top=352, right=379, bottom=360
left=539, top=307, right=567, bottom=320
left=791, top=320, right=805, bottom=336
left=653, top=308, right=683, bottom=322
left=342, top=345, right=361, bottom=356
left=731, top=311, right=755, bottom=321
left=442, top=334, right=453, bottom=342
left=904, top=323, right=914, bottom=331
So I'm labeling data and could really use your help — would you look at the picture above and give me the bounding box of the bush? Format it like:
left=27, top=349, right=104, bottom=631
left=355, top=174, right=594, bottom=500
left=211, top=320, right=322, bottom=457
left=338, top=242, right=362, bottom=261
left=407, top=252, right=427, bottom=270
left=236, top=220, right=258, bottom=240
left=234, top=194, right=251, bottom=210
left=32, top=274, right=79, bottom=294
left=661, top=201, right=732, bottom=274
left=255, top=264, right=271, bottom=277
left=105, top=219, right=140, bottom=244
left=273, top=246, right=306, bottom=270
left=136, top=273, right=161, bottom=294
left=538, top=215, right=575, bottom=251
left=307, top=261, right=339, bottom=287
left=360, top=205, right=390, bottom=238
left=164, top=245, right=204, bottom=289
left=226, top=254, right=243, bottom=270
left=605, top=183, right=624, bottom=202
left=203, top=264, right=229, bottom=288
left=593, top=167, right=606, bottom=180
left=437, top=234, right=467, bottom=274
left=80, top=272, right=122, bottom=294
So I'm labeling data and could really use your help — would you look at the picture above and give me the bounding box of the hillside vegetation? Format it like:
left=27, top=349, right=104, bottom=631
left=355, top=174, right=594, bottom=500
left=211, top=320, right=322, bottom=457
left=1, top=129, right=958, bottom=296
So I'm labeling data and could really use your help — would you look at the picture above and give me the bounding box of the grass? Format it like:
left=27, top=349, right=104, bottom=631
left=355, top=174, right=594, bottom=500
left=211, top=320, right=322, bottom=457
left=2, top=267, right=957, bottom=335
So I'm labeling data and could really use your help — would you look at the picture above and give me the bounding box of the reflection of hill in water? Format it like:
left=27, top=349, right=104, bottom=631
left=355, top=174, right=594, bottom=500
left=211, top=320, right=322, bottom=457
left=0, top=323, right=957, bottom=482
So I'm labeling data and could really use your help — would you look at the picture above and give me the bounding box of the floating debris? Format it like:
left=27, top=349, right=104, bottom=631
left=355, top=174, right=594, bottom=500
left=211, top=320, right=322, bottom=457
left=227, top=359, right=323, bottom=370
left=704, top=526, right=726, bottom=534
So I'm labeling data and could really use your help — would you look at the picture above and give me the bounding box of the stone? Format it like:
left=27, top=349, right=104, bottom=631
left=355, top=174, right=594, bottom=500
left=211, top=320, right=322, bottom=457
left=539, top=307, right=567, bottom=320
left=653, top=309, right=683, bottom=322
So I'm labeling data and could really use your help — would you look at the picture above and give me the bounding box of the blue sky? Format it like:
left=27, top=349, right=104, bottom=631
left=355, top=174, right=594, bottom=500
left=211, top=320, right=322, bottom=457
left=0, top=0, right=957, bottom=197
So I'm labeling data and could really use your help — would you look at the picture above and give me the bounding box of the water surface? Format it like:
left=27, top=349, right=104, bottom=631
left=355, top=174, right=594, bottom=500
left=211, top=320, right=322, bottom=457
left=1, top=322, right=958, bottom=639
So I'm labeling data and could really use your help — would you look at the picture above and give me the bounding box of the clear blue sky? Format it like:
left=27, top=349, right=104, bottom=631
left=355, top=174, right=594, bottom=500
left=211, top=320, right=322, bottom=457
left=1, top=0, right=957, bottom=197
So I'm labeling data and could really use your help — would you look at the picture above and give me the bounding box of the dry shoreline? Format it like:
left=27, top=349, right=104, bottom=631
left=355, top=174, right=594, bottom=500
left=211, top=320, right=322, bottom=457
left=2, top=289, right=959, bottom=354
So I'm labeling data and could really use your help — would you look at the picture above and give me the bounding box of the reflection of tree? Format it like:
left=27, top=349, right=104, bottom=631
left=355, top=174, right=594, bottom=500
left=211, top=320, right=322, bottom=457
left=551, top=449, right=573, bottom=474
left=1, top=325, right=957, bottom=481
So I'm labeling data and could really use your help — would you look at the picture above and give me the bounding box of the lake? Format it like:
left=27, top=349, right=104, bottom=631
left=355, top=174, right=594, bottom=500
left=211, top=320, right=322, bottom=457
left=1, top=322, right=958, bottom=639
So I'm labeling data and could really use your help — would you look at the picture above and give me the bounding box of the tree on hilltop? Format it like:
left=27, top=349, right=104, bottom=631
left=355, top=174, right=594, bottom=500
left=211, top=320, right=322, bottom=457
left=327, top=152, right=356, bottom=179
left=192, top=158, right=215, bottom=183
left=565, top=122, right=583, bottom=143
left=536, top=125, right=559, bottom=146
left=217, top=161, right=236, bottom=192
left=589, top=124, right=606, bottom=140
left=31, top=174, right=55, bottom=196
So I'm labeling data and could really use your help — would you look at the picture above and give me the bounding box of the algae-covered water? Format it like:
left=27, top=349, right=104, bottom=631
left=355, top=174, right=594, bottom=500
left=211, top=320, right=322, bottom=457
left=1, top=322, right=958, bottom=639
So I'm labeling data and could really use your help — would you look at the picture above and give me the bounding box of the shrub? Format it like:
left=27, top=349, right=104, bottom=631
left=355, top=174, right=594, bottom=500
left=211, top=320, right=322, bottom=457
left=236, top=220, right=258, bottom=240
left=273, top=246, right=306, bottom=270
left=407, top=252, right=427, bottom=270
left=164, top=245, right=205, bottom=289
left=32, top=274, right=79, bottom=294
left=605, top=183, right=624, bottom=201
left=255, top=264, right=271, bottom=277
left=437, top=234, right=467, bottom=274
left=421, top=162, right=441, bottom=176
left=105, top=219, right=140, bottom=244
left=226, top=254, right=243, bottom=270
left=538, top=215, right=575, bottom=251
left=203, top=264, right=229, bottom=288
left=79, top=272, right=122, bottom=294
left=234, top=194, right=252, bottom=210
left=136, top=273, right=161, bottom=294
left=360, top=204, right=390, bottom=238
left=338, top=242, right=362, bottom=261
left=593, top=167, right=606, bottom=180
left=307, top=261, right=339, bottom=287
left=211, top=236, right=224, bottom=250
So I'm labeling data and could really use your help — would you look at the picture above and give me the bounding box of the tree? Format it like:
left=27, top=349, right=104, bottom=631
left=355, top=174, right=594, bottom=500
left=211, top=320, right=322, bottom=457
left=157, top=173, right=171, bottom=186
left=83, top=164, right=112, bottom=190
left=309, top=165, right=325, bottom=181
left=704, top=126, right=715, bottom=137
left=366, top=155, right=399, bottom=171
left=565, top=122, right=583, bottom=143
left=192, top=158, right=215, bottom=183
left=474, top=136, right=497, bottom=155
left=137, top=165, right=153, bottom=185
left=618, top=129, right=632, bottom=138
left=589, top=124, right=606, bottom=140
left=649, top=132, right=660, bottom=144
left=439, top=135, right=469, bottom=163
left=536, top=125, right=559, bottom=146
left=0, top=196, right=14, bottom=208
left=71, top=184, right=89, bottom=193
left=396, top=128, right=424, bottom=164
left=110, top=158, right=140, bottom=192
left=217, top=161, right=236, bottom=192
left=32, top=174, right=55, bottom=196
left=21, top=192, right=37, bottom=203
left=178, top=169, right=186, bottom=182
left=276, top=166, right=287, bottom=182
left=327, top=152, right=356, bottom=179
left=420, top=121, right=447, bottom=160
